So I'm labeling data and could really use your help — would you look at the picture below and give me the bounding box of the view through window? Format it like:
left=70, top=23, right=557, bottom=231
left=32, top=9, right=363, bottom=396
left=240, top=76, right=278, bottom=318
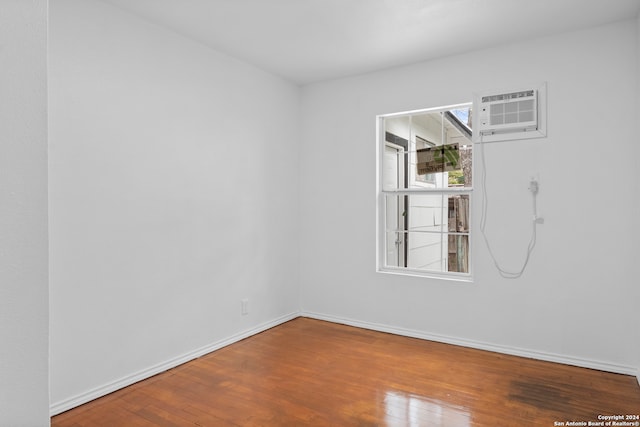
left=378, top=104, right=473, bottom=279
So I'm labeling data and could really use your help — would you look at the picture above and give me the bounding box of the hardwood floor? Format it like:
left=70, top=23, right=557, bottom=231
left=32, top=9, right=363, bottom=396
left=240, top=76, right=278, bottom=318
left=52, top=317, right=640, bottom=426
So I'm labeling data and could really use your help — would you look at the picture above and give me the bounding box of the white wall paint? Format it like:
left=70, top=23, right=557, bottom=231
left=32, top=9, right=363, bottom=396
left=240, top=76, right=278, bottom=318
left=300, top=20, right=638, bottom=371
left=0, top=1, right=50, bottom=425
left=49, top=0, right=300, bottom=407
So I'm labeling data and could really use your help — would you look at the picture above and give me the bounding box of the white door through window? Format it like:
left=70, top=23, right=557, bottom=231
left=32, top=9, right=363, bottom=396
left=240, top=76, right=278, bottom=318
left=384, top=143, right=405, bottom=267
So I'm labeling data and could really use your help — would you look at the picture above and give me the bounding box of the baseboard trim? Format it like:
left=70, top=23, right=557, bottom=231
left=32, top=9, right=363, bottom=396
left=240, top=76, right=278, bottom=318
left=50, top=311, right=300, bottom=416
left=301, top=311, right=638, bottom=377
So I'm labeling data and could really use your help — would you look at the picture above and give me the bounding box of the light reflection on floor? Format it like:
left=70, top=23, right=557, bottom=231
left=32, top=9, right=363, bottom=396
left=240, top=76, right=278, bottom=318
left=384, top=390, right=471, bottom=426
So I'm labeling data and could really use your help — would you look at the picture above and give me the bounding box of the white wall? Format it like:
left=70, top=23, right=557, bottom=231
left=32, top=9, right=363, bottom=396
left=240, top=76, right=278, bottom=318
left=300, top=19, right=639, bottom=373
left=49, top=0, right=300, bottom=409
left=0, top=1, right=50, bottom=425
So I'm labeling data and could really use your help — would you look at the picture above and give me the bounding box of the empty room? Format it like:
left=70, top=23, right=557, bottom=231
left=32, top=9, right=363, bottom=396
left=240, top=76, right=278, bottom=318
left=1, top=0, right=639, bottom=425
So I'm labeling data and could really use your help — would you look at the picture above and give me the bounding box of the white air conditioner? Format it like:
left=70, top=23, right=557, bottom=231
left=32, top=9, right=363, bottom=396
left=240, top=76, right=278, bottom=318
left=473, top=83, right=547, bottom=142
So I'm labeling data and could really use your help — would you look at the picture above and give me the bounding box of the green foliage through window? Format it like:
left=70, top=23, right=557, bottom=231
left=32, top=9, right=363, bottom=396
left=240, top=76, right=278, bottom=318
left=448, top=170, right=465, bottom=186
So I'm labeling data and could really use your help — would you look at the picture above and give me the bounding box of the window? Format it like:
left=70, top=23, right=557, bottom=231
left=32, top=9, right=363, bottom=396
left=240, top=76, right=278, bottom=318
left=377, top=104, right=473, bottom=280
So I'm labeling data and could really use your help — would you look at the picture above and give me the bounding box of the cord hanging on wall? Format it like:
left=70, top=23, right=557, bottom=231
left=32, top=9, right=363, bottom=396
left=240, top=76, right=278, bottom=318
left=477, top=134, right=543, bottom=279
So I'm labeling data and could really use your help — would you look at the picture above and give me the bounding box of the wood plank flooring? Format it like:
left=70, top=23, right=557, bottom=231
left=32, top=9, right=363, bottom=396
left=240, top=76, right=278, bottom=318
left=52, top=317, right=640, bottom=426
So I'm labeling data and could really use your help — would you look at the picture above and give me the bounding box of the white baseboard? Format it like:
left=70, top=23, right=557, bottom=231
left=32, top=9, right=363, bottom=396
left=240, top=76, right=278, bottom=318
left=50, top=311, right=300, bottom=416
left=301, top=311, right=638, bottom=377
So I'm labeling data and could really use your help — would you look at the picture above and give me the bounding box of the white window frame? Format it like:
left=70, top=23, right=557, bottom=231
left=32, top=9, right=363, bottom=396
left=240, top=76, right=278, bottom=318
left=376, top=103, right=474, bottom=281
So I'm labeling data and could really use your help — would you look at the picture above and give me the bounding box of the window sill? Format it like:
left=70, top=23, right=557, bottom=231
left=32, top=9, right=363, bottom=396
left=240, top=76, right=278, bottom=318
left=377, top=267, right=473, bottom=283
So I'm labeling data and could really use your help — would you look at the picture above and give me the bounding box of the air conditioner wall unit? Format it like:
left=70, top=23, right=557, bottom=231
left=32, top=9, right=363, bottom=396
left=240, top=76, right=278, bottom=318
left=473, top=82, right=547, bottom=143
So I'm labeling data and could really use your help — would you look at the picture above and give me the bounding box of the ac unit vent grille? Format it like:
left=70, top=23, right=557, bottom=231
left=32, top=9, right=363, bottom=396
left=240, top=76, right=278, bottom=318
left=489, top=99, right=535, bottom=126
left=482, top=90, right=535, bottom=103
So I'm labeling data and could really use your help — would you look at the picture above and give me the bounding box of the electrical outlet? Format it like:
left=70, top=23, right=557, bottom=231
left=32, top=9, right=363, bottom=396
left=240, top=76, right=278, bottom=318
left=241, top=299, right=249, bottom=315
left=530, top=173, right=540, bottom=185
left=528, top=173, right=540, bottom=195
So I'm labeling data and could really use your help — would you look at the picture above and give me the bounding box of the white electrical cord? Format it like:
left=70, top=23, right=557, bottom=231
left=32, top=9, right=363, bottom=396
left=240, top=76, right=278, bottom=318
left=478, top=135, right=539, bottom=279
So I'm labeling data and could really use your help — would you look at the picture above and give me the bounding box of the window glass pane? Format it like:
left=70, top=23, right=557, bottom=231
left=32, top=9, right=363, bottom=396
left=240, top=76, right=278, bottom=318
left=384, top=195, right=405, bottom=268
left=384, top=194, right=469, bottom=274
left=406, top=230, right=446, bottom=271
left=382, top=143, right=405, bottom=191
left=412, top=111, right=444, bottom=188
left=448, top=235, right=469, bottom=273
left=385, top=231, right=404, bottom=267
left=382, top=115, right=410, bottom=191
left=408, top=193, right=444, bottom=233
left=448, top=195, right=469, bottom=232
left=382, top=107, right=472, bottom=191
